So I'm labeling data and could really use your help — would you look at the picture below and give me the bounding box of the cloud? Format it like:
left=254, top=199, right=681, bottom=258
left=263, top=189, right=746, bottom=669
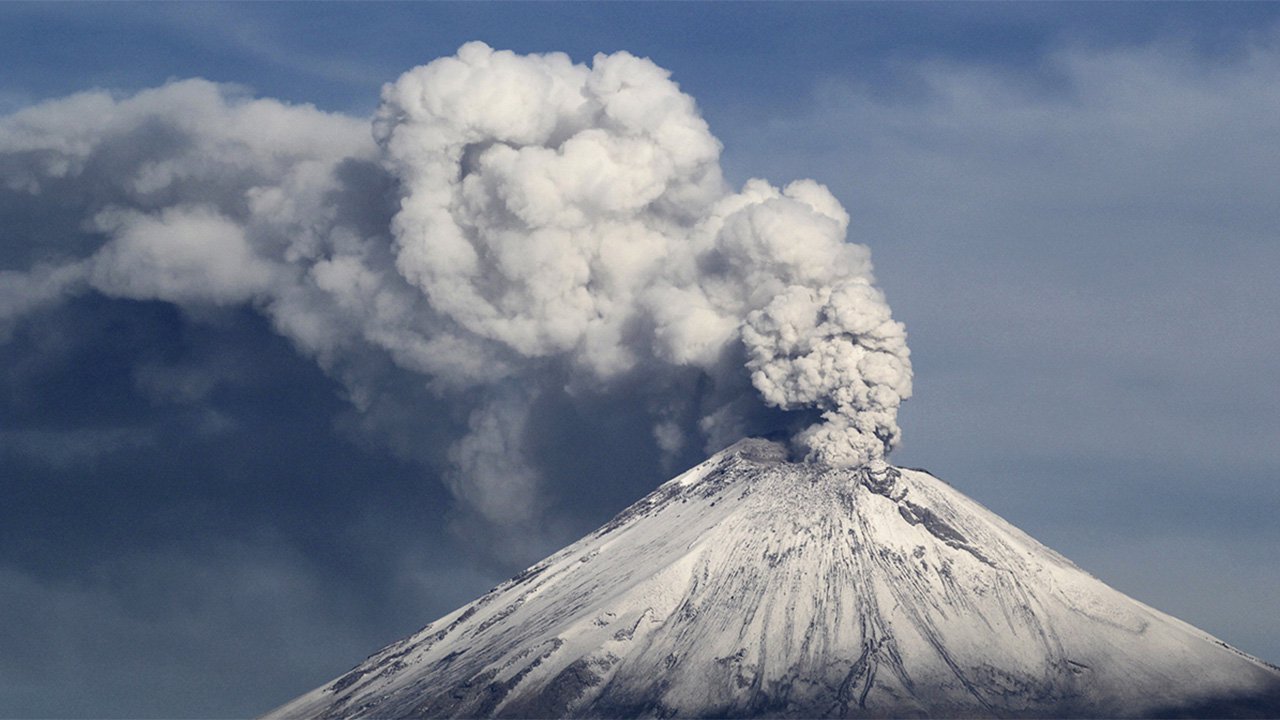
left=0, top=426, right=156, bottom=469
left=88, top=205, right=277, bottom=305
left=706, top=32, right=1280, bottom=472
left=0, top=262, right=85, bottom=338
left=0, top=43, right=913, bottom=535
left=0, top=541, right=481, bottom=718
left=376, top=43, right=911, bottom=472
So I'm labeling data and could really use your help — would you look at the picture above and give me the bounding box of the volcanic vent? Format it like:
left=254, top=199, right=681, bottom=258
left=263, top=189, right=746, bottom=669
left=265, top=439, right=1280, bottom=718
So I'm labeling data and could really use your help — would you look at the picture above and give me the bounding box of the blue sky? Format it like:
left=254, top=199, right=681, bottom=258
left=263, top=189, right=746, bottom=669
left=2, top=3, right=1279, bottom=717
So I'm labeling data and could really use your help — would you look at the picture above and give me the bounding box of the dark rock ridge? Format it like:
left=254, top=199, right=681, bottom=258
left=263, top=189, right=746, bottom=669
left=264, top=438, right=1280, bottom=718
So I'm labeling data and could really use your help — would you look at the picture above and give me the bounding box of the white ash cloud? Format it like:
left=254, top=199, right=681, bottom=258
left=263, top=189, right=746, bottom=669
left=375, top=43, right=912, bottom=468
left=0, top=43, right=912, bottom=526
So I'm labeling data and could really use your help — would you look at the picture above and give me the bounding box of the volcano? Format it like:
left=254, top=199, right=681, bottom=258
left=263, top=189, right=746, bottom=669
left=265, top=439, right=1280, bottom=718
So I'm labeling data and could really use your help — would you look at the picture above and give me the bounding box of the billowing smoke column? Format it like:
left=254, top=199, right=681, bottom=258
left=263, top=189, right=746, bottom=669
left=375, top=43, right=911, bottom=468
left=0, top=42, right=911, bottom=526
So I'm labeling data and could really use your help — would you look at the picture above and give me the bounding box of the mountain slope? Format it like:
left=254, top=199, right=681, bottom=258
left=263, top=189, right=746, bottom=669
left=265, top=439, right=1280, bottom=718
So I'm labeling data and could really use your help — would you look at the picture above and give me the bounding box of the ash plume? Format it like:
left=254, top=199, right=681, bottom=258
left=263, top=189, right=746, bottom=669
left=0, top=43, right=911, bottom=528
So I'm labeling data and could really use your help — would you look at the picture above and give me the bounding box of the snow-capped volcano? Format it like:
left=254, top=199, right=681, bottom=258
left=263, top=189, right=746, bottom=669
left=265, top=439, right=1280, bottom=718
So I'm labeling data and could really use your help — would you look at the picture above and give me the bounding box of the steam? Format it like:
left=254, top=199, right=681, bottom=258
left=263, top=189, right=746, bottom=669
left=0, top=42, right=911, bottom=524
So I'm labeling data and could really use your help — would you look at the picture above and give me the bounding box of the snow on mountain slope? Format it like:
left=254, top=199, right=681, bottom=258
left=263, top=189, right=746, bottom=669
left=264, top=439, right=1280, bottom=718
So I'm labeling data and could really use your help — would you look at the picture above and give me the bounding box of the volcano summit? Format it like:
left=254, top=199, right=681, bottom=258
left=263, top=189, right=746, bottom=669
left=265, top=439, right=1280, bottom=718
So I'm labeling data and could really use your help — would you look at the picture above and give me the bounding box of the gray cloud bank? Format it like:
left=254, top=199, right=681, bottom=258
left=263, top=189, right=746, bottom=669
left=1, top=42, right=911, bottom=532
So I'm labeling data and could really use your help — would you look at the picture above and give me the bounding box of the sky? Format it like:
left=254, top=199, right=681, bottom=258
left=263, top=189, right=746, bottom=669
left=2, top=3, right=1279, bottom=717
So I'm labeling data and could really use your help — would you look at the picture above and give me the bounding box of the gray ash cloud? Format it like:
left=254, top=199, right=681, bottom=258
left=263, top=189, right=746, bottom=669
left=0, top=43, right=911, bottom=535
